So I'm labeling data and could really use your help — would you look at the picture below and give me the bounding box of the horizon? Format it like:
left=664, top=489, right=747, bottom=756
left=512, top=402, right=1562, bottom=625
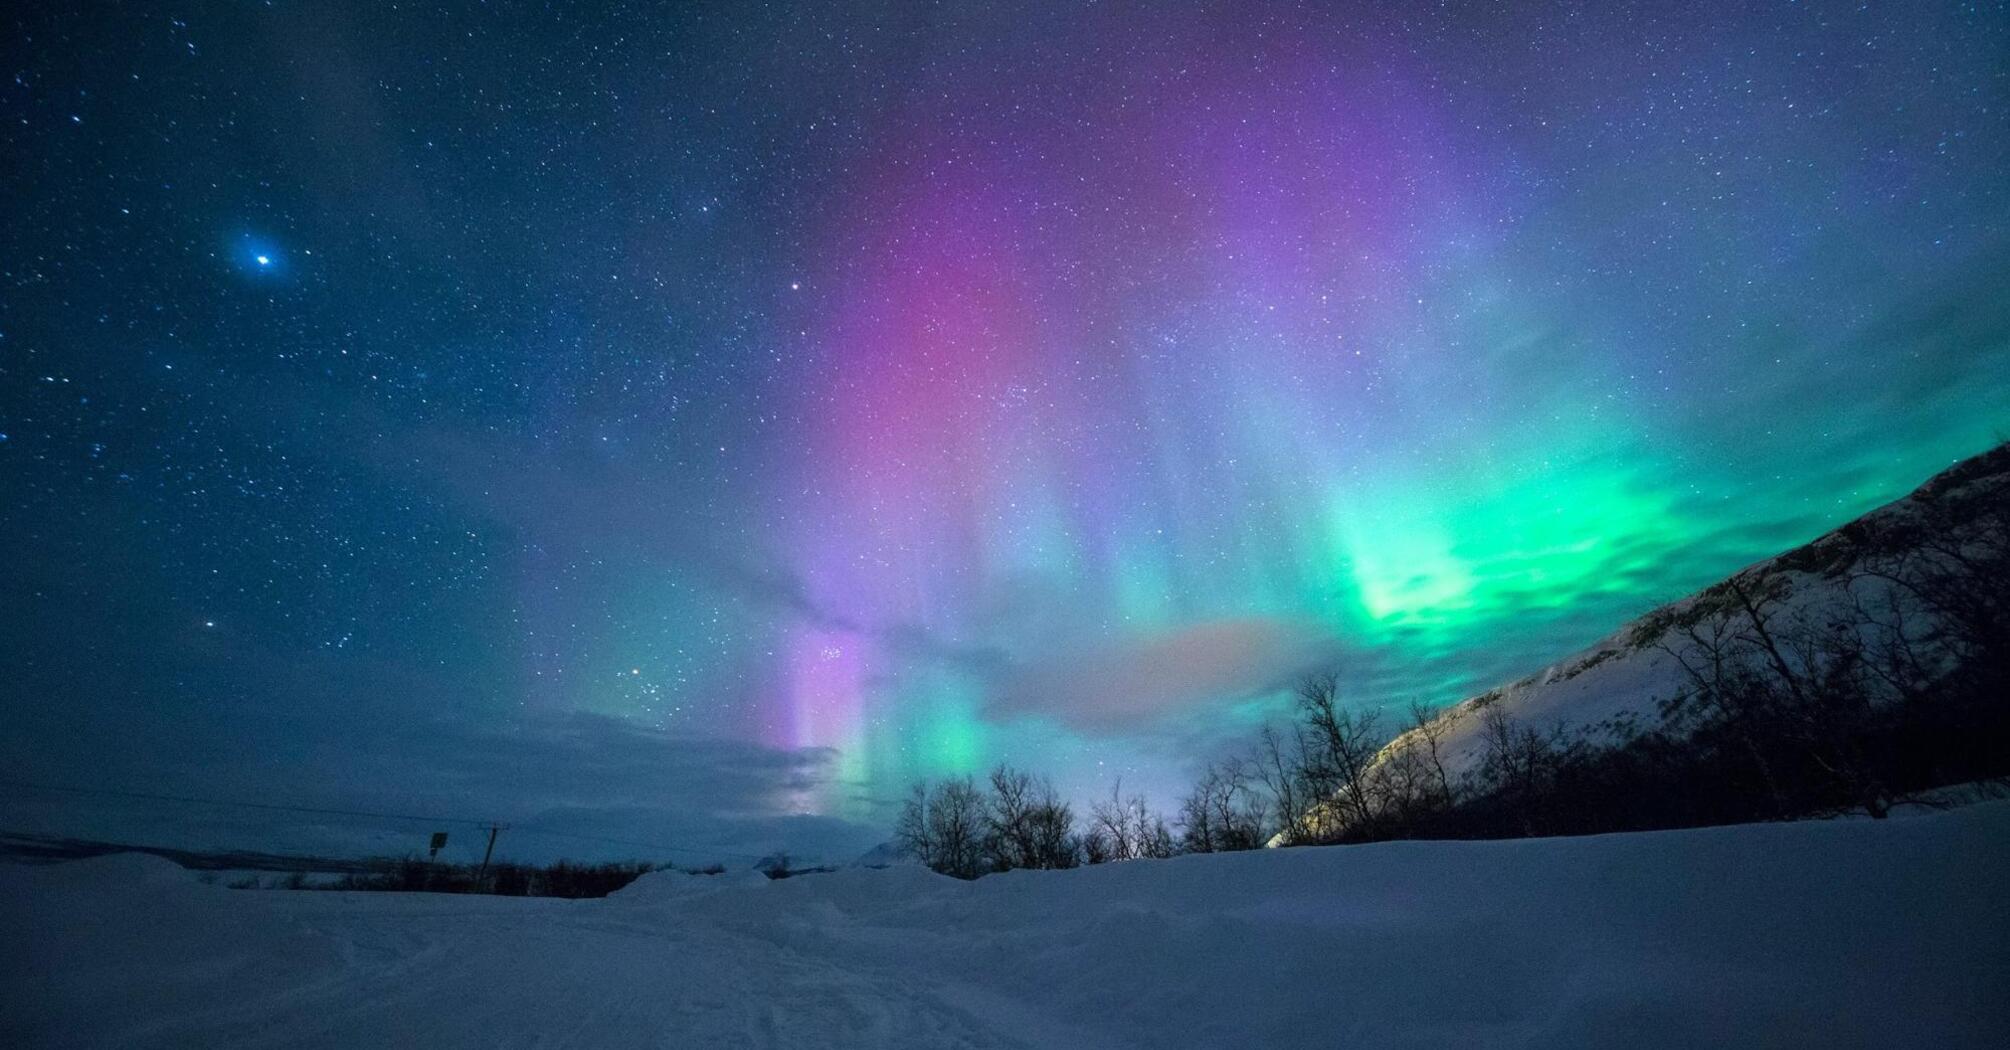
left=4, top=2, right=2007, bottom=864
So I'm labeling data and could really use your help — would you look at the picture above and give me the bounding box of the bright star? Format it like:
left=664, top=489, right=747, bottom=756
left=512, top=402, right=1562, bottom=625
left=255, top=255, right=271, bottom=266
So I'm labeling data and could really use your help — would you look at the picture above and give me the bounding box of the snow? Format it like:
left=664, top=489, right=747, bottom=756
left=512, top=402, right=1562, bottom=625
left=6, top=803, right=2007, bottom=1049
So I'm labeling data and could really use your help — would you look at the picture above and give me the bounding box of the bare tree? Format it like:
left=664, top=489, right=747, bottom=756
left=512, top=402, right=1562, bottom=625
left=984, top=765, right=1079, bottom=870
left=1854, top=483, right=2010, bottom=727
left=1407, top=700, right=1457, bottom=808
left=1255, top=722, right=1311, bottom=845
left=1135, top=804, right=1177, bottom=859
left=895, top=777, right=989, bottom=878
left=1368, top=734, right=1433, bottom=831
left=1662, top=574, right=1902, bottom=818
left=985, top=766, right=1040, bottom=871
left=894, top=782, right=935, bottom=866
left=1177, top=756, right=1267, bottom=853
left=1175, top=771, right=1221, bottom=854
left=1472, top=705, right=1570, bottom=836
left=1079, top=824, right=1113, bottom=865
left=1088, top=782, right=1134, bottom=861
left=1362, top=700, right=1460, bottom=835
left=1024, top=791, right=1081, bottom=869
left=1295, top=673, right=1384, bottom=839
left=1794, top=612, right=1897, bottom=817
left=1089, top=780, right=1176, bottom=861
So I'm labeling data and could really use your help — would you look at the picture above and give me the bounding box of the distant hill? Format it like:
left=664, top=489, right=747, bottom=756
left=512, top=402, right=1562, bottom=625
left=0, top=829, right=387, bottom=874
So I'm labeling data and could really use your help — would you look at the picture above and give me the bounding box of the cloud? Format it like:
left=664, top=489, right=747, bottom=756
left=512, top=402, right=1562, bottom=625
left=984, top=616, right=1343, bottom=733
left=0, top=702, right=888, bottom=868
left=344, top=712, right=888, bottom=865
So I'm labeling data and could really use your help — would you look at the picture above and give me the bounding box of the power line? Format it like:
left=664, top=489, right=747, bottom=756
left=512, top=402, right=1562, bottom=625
left=0, top=777, right=768, bottom=862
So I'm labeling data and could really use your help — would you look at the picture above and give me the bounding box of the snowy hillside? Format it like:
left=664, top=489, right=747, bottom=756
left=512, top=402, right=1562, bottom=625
left=1403, top=444, right=2010, bottom=778
left=6, top=802, right=2009, bottom=1049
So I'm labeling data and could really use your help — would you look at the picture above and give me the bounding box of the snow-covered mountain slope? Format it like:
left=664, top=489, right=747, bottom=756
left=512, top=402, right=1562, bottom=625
left=6, top=802, right=2008, bottom=1049
left=1405, top=443, right=2010, bottom=777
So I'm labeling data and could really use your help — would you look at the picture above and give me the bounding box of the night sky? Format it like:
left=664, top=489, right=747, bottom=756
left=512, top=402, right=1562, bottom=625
left=4, top=3, right=2006, bottom=862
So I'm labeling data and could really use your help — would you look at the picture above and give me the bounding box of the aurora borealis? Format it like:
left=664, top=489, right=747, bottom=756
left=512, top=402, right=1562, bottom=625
left=4, top=2, right=2007, bottom=857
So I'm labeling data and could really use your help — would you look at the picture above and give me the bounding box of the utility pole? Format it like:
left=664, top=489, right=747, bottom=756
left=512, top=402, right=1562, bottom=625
left=475, top=823, right=507, bottom=890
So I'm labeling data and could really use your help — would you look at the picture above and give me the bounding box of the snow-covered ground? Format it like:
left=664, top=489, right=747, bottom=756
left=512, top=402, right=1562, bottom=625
left=7, top=803, right=2007, bottom=1049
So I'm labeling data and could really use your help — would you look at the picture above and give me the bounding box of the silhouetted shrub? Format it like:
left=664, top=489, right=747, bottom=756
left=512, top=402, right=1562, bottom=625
left=324, top=858, right=659, bottom=898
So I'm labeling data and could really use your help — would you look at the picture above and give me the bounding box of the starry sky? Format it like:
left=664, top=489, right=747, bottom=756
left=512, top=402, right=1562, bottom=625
left=3, top=2, right=2007, bottom=863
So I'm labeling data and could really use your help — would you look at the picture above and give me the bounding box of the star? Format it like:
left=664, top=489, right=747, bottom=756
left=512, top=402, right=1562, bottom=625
left=8, top=0, right=2002, bottom=869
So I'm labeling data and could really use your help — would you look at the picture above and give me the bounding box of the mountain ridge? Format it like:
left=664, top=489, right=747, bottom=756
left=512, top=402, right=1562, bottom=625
left=1398, top=441, right=2010, bottom=776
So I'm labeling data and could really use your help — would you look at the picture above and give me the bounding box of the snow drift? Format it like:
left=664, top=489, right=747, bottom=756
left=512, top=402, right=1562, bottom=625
left=6, top=801, right=2007, bottom=1049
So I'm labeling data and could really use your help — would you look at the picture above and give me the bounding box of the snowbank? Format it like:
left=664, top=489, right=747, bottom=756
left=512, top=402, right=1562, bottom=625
left=6, top=803, right=2007, bottom=1049
left=608, top=864, right=773, bottom=903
